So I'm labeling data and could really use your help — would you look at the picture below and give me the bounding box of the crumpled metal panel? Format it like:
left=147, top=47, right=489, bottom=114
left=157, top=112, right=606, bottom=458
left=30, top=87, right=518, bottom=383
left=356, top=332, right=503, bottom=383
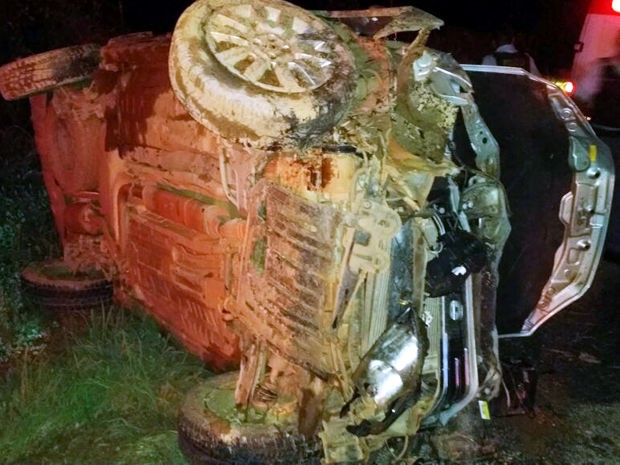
left=236, top=181, right=344, bottom=378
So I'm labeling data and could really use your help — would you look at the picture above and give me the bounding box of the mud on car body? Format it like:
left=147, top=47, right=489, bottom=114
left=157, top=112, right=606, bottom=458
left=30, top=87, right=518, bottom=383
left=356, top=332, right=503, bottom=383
left=0, top=1, right=613, bottom=463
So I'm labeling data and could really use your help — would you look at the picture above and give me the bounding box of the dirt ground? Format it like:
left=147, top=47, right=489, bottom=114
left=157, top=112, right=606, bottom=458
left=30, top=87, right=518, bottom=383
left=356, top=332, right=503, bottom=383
left=444, top=257, right=620, bottom=465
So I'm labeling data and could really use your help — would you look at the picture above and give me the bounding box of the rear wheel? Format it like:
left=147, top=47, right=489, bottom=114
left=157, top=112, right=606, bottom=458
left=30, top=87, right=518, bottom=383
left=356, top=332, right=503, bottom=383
left=0, top=44, right=100, bottom=100
left=20, top=259, right=113, bottom=312
left=178, top=372, right=322, bottom=465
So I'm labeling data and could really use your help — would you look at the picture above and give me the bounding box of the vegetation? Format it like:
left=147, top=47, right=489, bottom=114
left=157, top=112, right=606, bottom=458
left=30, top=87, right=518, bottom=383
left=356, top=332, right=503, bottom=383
left=0, top=127, right=60, bottom=363
left=0, top=307, right=209, bottom=464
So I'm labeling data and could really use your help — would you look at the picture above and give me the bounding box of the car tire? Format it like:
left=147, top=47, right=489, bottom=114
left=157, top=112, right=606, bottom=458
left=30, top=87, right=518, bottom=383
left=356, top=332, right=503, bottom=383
left=177, top=372, right=322, bottom=465
left=20, top=259, right=113, bottom=312
left=169, top=0, right=355, bottom=150
left=0, top=44, right=100, bottom=101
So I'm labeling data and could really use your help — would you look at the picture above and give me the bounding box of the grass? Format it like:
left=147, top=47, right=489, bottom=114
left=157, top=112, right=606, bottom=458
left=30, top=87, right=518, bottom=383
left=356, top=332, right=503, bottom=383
left=0, top=125, right=60, bottom=362
left=0, top=306, right=211, bottom=464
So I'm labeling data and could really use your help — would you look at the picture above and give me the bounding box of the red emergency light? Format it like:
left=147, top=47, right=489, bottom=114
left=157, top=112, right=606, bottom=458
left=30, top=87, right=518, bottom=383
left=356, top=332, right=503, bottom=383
left=590, top=0, right=620, bottom=13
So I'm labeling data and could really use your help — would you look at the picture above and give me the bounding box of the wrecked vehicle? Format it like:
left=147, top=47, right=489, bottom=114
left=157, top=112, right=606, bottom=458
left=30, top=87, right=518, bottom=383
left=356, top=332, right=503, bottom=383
left=0, top=0, right=614, bottom=463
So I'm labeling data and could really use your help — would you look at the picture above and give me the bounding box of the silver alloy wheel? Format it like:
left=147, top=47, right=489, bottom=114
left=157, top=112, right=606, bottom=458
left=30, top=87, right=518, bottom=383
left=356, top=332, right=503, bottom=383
left=169, top=0, right=356, bottom=149
left=206, top=3, right=339, bottom=93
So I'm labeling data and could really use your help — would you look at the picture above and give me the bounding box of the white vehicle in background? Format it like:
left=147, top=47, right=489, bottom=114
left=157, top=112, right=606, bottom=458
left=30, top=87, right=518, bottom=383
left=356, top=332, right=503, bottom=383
left=572, top=0, right=620, bottom=97
left=571, top=0, right=620, bottom=259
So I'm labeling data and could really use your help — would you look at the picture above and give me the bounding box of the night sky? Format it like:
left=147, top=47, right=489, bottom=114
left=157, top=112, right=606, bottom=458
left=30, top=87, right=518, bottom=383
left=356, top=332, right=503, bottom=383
left=118, top=0, right=593, bottom=73
left=0, top=0, right=594, bottom=76
left=119, top=0, right=576, bottom=34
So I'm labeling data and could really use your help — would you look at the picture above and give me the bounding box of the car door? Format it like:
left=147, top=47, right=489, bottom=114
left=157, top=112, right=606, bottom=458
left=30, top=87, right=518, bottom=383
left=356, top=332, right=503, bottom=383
left=456, top=65, right=614, bottom=337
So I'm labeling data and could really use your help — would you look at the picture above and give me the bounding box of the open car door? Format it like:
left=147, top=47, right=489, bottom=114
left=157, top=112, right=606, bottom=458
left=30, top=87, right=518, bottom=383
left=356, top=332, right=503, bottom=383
left=457, top=65, right=614, bottom=337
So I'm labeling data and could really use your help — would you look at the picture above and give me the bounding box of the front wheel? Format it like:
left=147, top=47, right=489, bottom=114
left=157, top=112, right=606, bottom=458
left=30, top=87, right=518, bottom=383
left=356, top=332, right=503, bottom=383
left=177, top=372, right=322, bottom=465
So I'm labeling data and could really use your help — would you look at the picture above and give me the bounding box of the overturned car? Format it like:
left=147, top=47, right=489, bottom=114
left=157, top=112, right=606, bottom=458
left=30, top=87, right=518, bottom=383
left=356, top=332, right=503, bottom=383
left=0, top=0, right=614, bottom=463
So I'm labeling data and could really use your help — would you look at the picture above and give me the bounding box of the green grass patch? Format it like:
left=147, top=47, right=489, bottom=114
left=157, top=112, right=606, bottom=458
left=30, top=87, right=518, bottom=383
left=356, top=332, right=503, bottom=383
left=0, top=307, right=211, bottom=464
left=0, top=127, right=60, bottom=362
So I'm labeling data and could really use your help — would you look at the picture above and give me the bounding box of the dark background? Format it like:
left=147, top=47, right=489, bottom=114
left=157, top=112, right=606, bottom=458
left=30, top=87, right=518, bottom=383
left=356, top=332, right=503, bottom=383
left=0, top=0, right=593, bottom=73
left=0, top=0, right=595, bottom=132
left=0, top=0, right=596, bottom=281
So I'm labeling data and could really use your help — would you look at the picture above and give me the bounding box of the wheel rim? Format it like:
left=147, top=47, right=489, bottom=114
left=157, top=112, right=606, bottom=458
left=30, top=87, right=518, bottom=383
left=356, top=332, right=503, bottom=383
left=205, top=2, right=341, bottom=93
